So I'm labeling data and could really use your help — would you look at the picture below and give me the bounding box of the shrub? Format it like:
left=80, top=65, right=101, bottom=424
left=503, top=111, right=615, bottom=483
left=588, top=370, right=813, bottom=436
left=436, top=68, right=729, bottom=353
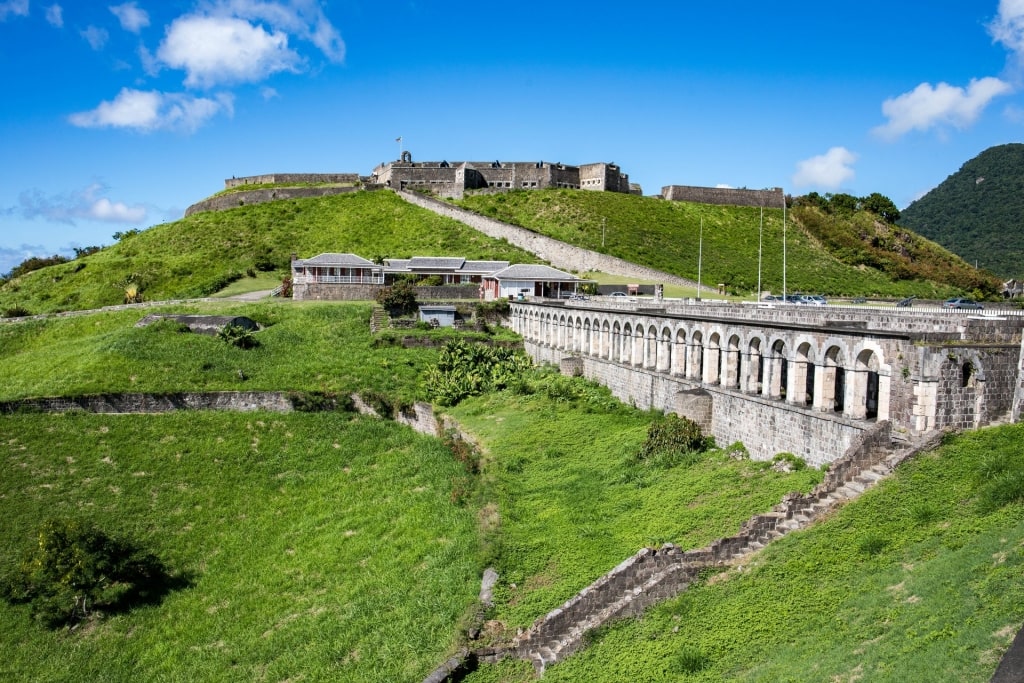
left=375, top=280, right=417, bottom=314
left=634, top=414, right=711, bottom=466
left=423, top=340, right=531, bottom=406
left=279, top=275, right=293, bottom=298
left=1, top=518, right=175, bottom=628
left=218, top=323, right=259, bottom=349
left=3, top=305, right=31, bottom=318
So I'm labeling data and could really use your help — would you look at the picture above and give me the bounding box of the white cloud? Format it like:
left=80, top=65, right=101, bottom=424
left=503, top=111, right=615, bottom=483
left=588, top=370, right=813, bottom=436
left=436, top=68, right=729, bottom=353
left=260, top=86, right=279, bottom=100
left=990, top=0, right=1024, bottom=56
left=110, top=1, right=150, bottom=33
left=81, top=25, right=110, bottom=50
left=872, top=78, right=1012, bottom=141
left=715, top=184, right=734, bottom=189
left=206, top=0, right=345, bottom=61
left=0, top=0, right=28, bottom=21
left=68, top=88, right=234, bottom=133
left=45, top=4, right=63, bottom=27
left=793, top=147, right=858, bottom=189
left=15, top=183, right=147, bottom=225
left=157, top=15, right=301, bottom=88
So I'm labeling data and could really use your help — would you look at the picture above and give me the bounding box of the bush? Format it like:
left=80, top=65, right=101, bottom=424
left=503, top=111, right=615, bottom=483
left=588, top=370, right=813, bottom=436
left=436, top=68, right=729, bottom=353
left=375, top=280, right=417, bottom=314
left=634, top=414, right=711, bottom=466
left=218, top=323, right=259, bottom=349
left=423, top=340, right=532, bottom=406
left=1, top=518, right=176, bottom=628
left=3, top=305, right=31, bottom=318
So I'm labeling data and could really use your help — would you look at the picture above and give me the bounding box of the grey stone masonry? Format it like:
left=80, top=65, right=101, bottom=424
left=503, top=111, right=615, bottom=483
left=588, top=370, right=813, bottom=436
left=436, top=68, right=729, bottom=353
left=0, top=392, right=294, bottom=414
left=394, top=189, right=699, bottom=288
left=185, top=185, right=369, bottom=216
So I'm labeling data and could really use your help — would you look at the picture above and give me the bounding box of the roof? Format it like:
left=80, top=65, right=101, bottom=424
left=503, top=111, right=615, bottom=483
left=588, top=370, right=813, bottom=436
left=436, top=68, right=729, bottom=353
left=294, top=253, right=378, bottom=267
left=487, top=264, right=583, bottom=282
left=382, top=257, right=509, bottom=275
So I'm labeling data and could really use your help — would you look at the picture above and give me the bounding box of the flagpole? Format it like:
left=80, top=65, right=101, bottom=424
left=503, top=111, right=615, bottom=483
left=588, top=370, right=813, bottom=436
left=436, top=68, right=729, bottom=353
left=396, top=136, right=403, bottom=158
left=757, top=206, right=763, bottom=302
left=782, top=191, right=787, bottom=300
left=697, top=217, right=703, bottom=301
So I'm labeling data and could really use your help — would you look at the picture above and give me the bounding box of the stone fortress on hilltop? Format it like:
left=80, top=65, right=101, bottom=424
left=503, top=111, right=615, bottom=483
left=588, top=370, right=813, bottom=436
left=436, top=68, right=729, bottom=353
left=184, top=151, right=788, bottom=215
left=370, top=153, right=637, bottom=198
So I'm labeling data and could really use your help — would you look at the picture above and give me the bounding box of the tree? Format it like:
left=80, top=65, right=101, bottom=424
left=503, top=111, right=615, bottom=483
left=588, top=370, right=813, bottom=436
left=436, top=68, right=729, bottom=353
left=375, top=279, right=417, bottom=314
left=860, top=192, right=901, bottom=223
left=1, top=518, right=177, bottom=628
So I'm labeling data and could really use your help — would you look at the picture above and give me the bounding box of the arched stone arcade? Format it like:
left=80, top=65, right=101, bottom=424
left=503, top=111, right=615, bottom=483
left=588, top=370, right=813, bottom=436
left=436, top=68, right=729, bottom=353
left=509, top=304, right=892, bottom=423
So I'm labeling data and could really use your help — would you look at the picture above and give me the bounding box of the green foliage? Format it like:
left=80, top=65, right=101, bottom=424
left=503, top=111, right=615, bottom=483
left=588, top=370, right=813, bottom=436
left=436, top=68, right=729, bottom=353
left=771, top=452, right=807, bottom=471
left=1, top=518, right=175, bottom=628
left=0, top=191, right=540, bottom=314
left=285, top=390, right=353, bottom=412
left=3, top=305, right=31, bottom=318
left=3, top=254, right=69, bottom=280
left=975, top=447, right=1024, bottom=512
left=466, top=424, right=1024, bottom=683
left=901, top=143, right=1024, bottom=278
left=375, top=279, right=417, bottom=314
left=457, top=188, right=983, bottom=298
left=634, top=413, right=711, bottom=467
left=0, top=412, right=480, bottom=680
left=861, top=192, right=901, bottom=223
left=423, top=340, right=531, bottom=406
left=217, top=322, right=259, bottom=349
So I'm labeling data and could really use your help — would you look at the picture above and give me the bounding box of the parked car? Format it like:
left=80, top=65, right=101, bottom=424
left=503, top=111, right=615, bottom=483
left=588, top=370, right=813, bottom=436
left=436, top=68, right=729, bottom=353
left=942, top=297, right=984, bottom=310
left=799, top=295, right=827, bottom=306
left=609, top=292, right=629, bottom=298
left=761, top=294, right=780, bottom=302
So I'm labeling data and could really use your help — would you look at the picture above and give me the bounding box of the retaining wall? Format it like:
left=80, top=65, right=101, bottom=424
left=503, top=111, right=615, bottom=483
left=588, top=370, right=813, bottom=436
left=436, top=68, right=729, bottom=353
left=0, top=392, right=294, bottom=414
left=661, top=185, right=785, bottom=208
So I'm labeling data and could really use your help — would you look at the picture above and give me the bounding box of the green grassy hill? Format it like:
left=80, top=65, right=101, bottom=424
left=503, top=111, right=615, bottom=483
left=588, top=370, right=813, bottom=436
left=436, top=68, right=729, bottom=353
left=0, top=190, right=540, bottom=315
left=456, top=189, right=999, bottom=298
left=901, top=143, right=1024, bottom=279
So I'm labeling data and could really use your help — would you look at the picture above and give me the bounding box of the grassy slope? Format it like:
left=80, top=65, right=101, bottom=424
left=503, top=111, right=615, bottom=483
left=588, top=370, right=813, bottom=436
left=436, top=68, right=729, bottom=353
left=456, top=189, right=990, bottom=298
left=0, top=411, right=480, bottom=682
left=464, top=425, right=1024, bottom=682
left=0, top=300, right=513, bottom=404
left=0, top=190, right=540, bottom=315
left=447, top=374, right=823, bottom=635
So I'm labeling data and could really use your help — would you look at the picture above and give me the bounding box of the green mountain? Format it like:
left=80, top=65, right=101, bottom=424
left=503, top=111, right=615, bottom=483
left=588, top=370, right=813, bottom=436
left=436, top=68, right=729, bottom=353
left=900, top=142, right=1024, bottom=279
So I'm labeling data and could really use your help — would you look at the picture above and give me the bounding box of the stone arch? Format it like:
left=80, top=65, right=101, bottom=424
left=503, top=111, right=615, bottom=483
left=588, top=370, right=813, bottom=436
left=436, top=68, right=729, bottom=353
left=657, top=325, right=673, bottom=372
left=744, top=336, right=764, bottom=394
left=790, top=341, right=816, bottom=407
left=628, top=320, right=643, bottom=367
left=821, top=345, right=846, bottom=413
left=688, top=330, right=704, bottom=380
left=705, top=332, right=722, bottom=384
left=766, top=339, right=788, bottom=400
left=612, top=321, right=623, bottom=362
left=645, top=324, right=658, bottom=369
left=849, top=348, right=881, bottom=420
left=621, top=322, right=633, bottom=364
left=671, top=327, right=688, bottom=376
left=601, top=319, right=611, bottom=359
left=724, top=333, right=742, bottom=389
left=400, top=150, right=412, bottom=163
left=574, top=316, right=584, bottom=353
left=583, top=318, right=592, bottom=355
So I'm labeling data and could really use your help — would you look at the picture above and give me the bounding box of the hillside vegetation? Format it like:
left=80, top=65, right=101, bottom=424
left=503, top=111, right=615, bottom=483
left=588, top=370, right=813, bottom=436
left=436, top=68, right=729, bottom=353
left=456, top=189, right=998, bottom=298
left=0, top=190, right=539, bottom=315
left=901, top=143, right=1024, bottom=279
left=463, top=423, right=1024, bottom=682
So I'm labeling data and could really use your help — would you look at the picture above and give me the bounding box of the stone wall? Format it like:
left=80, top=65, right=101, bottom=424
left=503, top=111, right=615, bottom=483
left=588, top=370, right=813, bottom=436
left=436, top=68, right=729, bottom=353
left=395, top=189, right=699, bottom=288
left=292, top=283, right=479, bottom=302
left=661, top=185, right=785, bottom=208
left=0, top=392, right=294, bottom=414
left=528, top=341, right=867, bottom=465
left=185, top=186, right=367, bottom=216
left=224, top=173, right=361, bottom=188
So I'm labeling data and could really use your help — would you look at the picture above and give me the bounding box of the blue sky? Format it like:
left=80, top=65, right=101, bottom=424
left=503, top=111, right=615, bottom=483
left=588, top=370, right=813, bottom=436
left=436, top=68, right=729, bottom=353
left=1, top=0, right=1022, bottom=274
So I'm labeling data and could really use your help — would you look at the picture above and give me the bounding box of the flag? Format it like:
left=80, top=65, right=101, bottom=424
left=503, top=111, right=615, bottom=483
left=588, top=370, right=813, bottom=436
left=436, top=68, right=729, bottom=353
left=395, top=136, right=402, bottom=143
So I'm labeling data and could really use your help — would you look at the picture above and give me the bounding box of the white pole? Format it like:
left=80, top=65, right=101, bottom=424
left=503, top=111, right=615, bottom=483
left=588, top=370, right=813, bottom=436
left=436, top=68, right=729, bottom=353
left=782, top=192, right=787, bottom=299
left=697, top=217, right=703, bottom=300
left=757, top=206, right=763, bottom=302
left=602, top=217, right=606, bottom=248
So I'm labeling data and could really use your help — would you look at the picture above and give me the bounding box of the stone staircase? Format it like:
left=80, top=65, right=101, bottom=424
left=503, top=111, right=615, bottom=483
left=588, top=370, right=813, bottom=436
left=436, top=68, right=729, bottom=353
left=466, top=423, right=945, bottom=677
left=369, top=306, right=389, bottom=333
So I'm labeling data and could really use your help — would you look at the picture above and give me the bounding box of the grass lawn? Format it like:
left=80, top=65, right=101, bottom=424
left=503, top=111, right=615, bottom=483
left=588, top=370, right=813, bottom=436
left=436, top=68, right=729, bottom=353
left=0, top=301, right=459, bottom=404
left=462, top=424, right=1024, bottom=682
left=0, top=411, right=482, bottom=682
left=210, top=272, right=283, bottom=297
left=446, top=372, right=823, bottom=637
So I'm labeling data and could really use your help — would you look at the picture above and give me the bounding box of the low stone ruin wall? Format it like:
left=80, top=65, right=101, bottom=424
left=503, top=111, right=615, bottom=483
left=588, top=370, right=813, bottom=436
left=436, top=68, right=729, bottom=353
left=0, top=392, right=294, bottom=414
